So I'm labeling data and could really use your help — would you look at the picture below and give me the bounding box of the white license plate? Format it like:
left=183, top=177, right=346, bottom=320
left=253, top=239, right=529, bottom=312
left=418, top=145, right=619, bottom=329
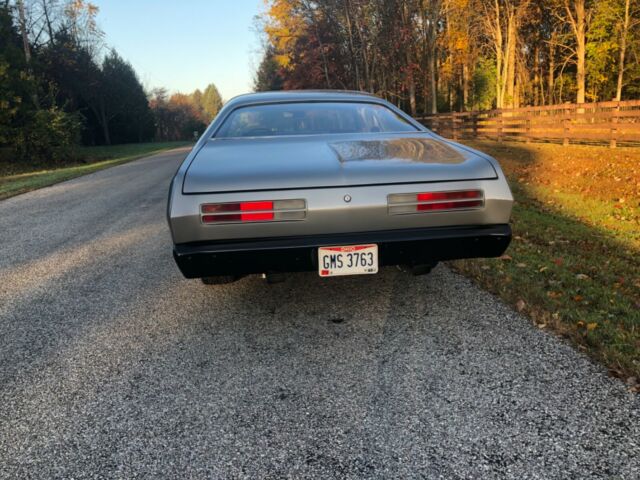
left=318, top=244, right=378, bottom=277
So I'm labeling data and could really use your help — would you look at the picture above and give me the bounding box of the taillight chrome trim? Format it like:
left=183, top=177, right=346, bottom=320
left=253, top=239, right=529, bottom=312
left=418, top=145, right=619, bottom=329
left=387, top=190, right=484, bottom=215
left=200, top=199, right=307, bottom=224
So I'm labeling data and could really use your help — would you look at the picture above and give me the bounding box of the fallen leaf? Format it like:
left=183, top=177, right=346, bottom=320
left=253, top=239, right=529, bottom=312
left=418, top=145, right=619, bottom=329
left=586, top=322, right=598, bottom=331
left=539, top=266, right=548, bottom=273
left=516, top=263, right=527, bottom=268
left=547, top=291, right=562, bottom=298
left=500, top=254, right=513, bottom=261
left=553, top=258, right=564, bottom=266
left=573, top=295, right=584, bottom=302
left=515, top=299, right=526, bottom=312
left=576, top=320, right=585, bottom=327
left=576, top=273, right=590, bottom=280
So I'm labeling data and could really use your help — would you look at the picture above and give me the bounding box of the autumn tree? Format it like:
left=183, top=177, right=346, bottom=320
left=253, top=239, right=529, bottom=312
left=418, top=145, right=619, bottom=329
left=149, top=89, right=206, bottom=141
left=257, top=0, right=638, bottom=111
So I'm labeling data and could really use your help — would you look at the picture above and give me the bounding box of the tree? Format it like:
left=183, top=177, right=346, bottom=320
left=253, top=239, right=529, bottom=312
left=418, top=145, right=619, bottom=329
left=189, top=88, right=206, bottom=121
left=201, top=83, right=223, bottom=121
left=100, top=51, right=154, bottom=143
left=0, top=3, right=35, bottom=146
left=0, top=3, right=80, bottom=162
left=149, top=89, right=206, bottom=141
left=591, top=0, right=639, bottom=101
left=254, top=46, right=284, bottom=91
left=422, top=0, right=442, bottom=113
left=480, top=0, right=531, bottom=108
left=552, top=0, right=593, bottom=104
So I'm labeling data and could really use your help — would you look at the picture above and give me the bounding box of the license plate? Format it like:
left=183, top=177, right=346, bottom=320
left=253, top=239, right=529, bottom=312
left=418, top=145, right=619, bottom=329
left=318, top=244, right=378, bottom=277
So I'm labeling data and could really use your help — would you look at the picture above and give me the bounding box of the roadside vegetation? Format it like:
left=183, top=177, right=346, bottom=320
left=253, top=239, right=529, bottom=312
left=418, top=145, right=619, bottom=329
left=0, top=142, right=189, bottom=200
left=1, top=2, right=220, bottom=179
left=256, top=1, right=639, bottom=112
left=452, top=141, right=640, bottom=385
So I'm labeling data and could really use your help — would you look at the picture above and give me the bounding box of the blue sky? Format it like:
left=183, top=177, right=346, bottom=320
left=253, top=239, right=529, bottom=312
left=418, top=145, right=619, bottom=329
left=93, top=0, right=264, bottom=101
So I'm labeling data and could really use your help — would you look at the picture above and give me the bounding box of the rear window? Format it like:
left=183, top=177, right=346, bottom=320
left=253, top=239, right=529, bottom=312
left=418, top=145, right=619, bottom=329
left=214, top=102, right=418, bottom=138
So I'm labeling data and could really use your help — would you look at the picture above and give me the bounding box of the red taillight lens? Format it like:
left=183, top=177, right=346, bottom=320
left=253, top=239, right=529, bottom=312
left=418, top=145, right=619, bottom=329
left=417, top=190, right=482, bottom=202
left=240, top=201, right=274, bottom=221
left=200, top=199, right=305, bottom=224
left=388, top=190, right=484, bottom=214
left=201, top=201, right=274, bottom=223
left=416, top=190, right=483, bottom=211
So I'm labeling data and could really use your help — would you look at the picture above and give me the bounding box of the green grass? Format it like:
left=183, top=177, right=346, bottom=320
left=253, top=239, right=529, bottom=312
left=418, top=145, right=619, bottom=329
left=451, top=141, right=640, bottom=383
left=0, top=141, right=190, bottom=200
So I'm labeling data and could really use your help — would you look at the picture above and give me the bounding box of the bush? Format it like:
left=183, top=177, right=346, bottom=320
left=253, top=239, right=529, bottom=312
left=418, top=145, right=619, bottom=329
left=15, top=106, right=82, bottom=163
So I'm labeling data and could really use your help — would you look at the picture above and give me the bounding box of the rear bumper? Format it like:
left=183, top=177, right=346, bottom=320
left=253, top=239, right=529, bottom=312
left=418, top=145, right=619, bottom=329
left=172, top=224, right=511, bottom=278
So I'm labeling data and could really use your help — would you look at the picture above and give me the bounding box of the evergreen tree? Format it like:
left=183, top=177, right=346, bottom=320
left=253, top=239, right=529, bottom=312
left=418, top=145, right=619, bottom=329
left=201, top=83, right=223, bottom=121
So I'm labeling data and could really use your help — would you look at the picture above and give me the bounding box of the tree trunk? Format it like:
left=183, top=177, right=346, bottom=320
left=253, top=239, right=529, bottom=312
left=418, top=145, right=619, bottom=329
left=505, top=15, right=517, bottom=108
left=576, top=32, right=586, bottom=104
left=408, top=73, right=417, bottom=116
left=18, top=0, right=41, bottom=108
left=616, top=0, right=631, bottom=101
left=401, top=1, right=416, bottom=115
left=430, top=53, right=437, bottom=114
left=353, top=13, right=371, bottom=92
left=42, top=0, right=55, bottom=44
left=17, top=0, right=31, bottom=64
left=343, top=1, right=360, bottom=90
left=493, top=0, right=504, bottom=108
left=315, top=26, right=332, bottom=89
left=462, top=62, right=469, bottom=111
left=548, top=33, right=555, bottom=104
left=566, top=0, right=587, bottom=104
left=533, top=46, right=540, bottom=106
left=99, top=100, right=112, bottom=146
left=422, top=0, right=440, bottom=114
left=407, top=50, right=417, bottom=116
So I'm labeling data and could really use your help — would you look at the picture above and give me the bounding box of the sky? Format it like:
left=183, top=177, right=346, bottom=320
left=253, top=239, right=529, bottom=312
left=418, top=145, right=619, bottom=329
left=92, top=0, right=265, bottom=101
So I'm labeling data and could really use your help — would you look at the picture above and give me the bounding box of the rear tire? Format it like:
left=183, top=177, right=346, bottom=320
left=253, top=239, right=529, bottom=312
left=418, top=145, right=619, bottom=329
left=201, top=275, right=242, bottom=285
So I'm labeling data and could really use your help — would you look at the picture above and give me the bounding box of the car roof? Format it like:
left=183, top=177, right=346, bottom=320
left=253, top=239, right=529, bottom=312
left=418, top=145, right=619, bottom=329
left=224, top=90, right=381, bottom=109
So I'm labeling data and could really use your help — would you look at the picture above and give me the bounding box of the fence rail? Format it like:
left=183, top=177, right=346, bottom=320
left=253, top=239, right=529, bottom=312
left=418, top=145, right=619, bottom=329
left=416, top=100, right=640, bottom=148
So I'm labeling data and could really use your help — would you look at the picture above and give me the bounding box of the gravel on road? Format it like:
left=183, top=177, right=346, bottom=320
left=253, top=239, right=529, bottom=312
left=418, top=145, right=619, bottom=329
left=0, top=148, right=638, bottom=479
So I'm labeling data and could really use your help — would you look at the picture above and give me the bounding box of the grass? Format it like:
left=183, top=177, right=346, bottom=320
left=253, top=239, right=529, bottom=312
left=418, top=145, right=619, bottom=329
left=451, top=141, right=640, bottom=386
left=0, top=141, right=190, bottom=200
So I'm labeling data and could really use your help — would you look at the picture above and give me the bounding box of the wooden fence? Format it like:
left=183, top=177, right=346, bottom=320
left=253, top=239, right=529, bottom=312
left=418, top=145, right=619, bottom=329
left=416, top=99, right=640, bottom=148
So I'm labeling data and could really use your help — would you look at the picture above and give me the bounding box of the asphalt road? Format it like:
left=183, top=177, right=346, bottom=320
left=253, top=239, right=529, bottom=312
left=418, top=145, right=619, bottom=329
left=0, top=148, right=638, bottom=479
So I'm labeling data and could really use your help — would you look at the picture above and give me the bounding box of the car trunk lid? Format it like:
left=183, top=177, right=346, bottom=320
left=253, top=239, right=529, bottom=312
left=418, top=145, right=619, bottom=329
left=183, top=132, right=497, bottom=194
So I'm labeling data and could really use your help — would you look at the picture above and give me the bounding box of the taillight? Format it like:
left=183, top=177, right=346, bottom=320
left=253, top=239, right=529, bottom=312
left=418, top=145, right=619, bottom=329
left=200, top=199, right=306, bottom=224
left=388, top=190, right=484, bottom=214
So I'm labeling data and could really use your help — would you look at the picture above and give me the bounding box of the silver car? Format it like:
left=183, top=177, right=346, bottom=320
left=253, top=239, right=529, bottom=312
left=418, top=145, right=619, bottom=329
left=168, top=91, right=513, bottom=283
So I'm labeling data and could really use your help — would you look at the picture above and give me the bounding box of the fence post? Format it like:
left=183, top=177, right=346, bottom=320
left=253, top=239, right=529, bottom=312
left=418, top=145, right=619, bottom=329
left=451, top=113, right=458, bottom=141
left=610, top=102, right=619, bottom=149
left=472, top=112, right=478, bottom=139
left=497, top=111, right=503, bottom=143
left=525, top=107, right=532, bottom=144
left=563, top=106, right=570, bottom=146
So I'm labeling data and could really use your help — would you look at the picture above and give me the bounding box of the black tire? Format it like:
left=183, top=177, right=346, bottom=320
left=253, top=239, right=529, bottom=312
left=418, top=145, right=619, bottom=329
left=201, top=275, right=242, bottom=285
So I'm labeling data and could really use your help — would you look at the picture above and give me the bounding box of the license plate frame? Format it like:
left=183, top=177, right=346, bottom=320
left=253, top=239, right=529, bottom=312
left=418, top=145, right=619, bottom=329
left=318, top=244, right=379, bottom=277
